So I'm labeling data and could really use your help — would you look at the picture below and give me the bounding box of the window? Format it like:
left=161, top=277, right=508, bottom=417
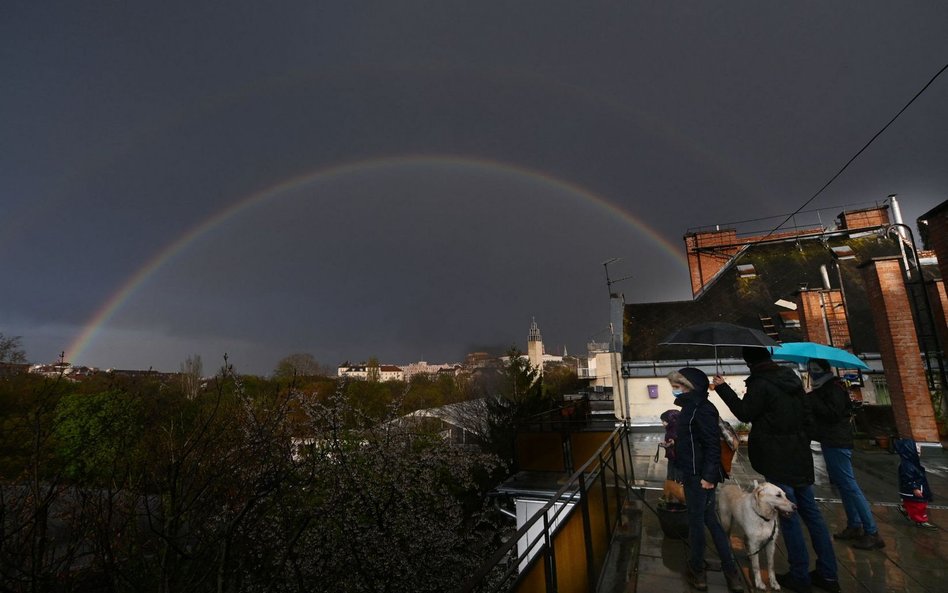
left=870, top=375, right=890, bottom=405
left=737, top=264, right=757, bottom=278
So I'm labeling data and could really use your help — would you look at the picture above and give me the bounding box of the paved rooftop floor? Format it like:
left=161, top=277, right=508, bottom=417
left=622, top=430, right=947, bottom=593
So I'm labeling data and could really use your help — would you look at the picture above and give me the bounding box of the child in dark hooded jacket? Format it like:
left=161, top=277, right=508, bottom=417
left=895, top=438, right=936, bottom=528
left=659, top=409, right=682, bottom=482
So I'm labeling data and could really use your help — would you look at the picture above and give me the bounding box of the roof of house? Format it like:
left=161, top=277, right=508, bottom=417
left=624, top=228, right=932, bottom=361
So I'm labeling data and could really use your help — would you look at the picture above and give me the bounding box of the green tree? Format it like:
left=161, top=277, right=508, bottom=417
left=273, top=352, right=328, bottom=379
left=365, top=357, right=381, bottom=382
left=474, top=348, right=556, bottom=471
left=542, top=364, right=581, bottom=400
left=53, top=390, right=143, bottom=482
left=0, top=366, right=504, bottom=593
left=0, top=373, right=84, bottom=589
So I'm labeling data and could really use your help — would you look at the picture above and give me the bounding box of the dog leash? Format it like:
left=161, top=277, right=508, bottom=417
left=746, top=496, right=778, bottom=557
left=746, top=519, right=777, bottom=557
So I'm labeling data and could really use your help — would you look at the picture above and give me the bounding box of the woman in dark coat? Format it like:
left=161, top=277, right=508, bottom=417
left=668, top=367, right=743, bottom=593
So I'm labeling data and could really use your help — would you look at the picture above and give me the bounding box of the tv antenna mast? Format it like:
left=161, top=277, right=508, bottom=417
left=602, top=258, right=633, bottom=298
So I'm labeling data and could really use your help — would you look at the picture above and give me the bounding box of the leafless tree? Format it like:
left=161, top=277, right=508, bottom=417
left=0, top=333, right=27, bottom=364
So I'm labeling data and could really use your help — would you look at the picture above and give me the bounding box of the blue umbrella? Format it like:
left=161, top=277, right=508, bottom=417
left=769, top=342, right=870, bottom=370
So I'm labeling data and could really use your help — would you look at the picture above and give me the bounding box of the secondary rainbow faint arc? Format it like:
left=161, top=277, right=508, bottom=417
left=65, top=155, right=688, bottom=364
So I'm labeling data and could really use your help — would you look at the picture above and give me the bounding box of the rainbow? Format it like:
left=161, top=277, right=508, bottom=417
left=65, top=155, right=688, bottom=364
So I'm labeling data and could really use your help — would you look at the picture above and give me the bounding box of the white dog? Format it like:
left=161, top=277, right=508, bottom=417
left=717, top=481, right=797, bottom=591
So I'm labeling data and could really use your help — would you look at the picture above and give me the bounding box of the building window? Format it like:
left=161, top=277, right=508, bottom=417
left=871, top=375, right=890, bottom=405
left=737, top=264, right=757, bottom=278
left=830, top=245, right=856, bottom=260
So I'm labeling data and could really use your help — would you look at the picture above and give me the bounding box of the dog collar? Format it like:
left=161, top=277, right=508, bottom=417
left=753, top=497, right=775, bottom=522
left=748, top=520, right=778, bottom=557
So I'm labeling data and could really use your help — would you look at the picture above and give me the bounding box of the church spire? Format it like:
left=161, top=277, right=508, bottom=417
left=528, top=317, right=542, bottom=342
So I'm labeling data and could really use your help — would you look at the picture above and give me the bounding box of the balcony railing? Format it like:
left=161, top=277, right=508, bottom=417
left=458, top=426, right=634, bottom=593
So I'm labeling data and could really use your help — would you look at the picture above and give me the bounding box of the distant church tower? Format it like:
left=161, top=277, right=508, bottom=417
left=527, top=317, right=544, bottom=376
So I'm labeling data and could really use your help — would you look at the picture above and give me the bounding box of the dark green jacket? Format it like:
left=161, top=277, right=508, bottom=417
left=715, top=361, right=814, bottom=487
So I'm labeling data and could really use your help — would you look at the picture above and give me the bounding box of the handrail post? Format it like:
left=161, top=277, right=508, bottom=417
left=599, top=452, right=611, bottom=535
left=578, top=472, right=597, bottom=593
left=610, top=437, right=622, bottom=511
left=623, top=425, right=635, bottom=485
left=542, top=511, right=557, bottom=593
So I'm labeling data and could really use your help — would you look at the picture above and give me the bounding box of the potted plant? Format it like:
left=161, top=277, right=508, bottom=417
left=735, top=422, right=751, bottom=443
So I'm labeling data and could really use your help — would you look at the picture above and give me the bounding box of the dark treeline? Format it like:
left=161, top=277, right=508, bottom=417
left=0, top=350, right=577, bottom=593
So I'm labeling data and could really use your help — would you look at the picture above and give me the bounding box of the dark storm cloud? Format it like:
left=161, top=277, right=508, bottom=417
left=2, top=1, right=947, bottom=373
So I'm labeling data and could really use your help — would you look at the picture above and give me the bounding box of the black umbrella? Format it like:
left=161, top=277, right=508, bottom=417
left=660, top=322, right=778, bottom=349
left=659, top=322, right=778, bottom=370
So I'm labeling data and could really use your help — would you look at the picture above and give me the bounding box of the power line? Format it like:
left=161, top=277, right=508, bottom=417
left=762, top=60, right=948, bottom=240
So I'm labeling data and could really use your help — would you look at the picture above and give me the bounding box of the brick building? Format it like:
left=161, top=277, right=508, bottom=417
left=625, top=202, right=946, bottom=443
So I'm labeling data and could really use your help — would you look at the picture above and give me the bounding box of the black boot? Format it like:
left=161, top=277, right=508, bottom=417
left=686, top=566, right=708, bottom=591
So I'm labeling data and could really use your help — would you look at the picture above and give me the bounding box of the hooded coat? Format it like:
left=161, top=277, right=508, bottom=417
left=669, top=368, right=724, bottom=484
left=808, top=376, right=854, bottom=448
left=895, top=438, right=933, bottom=502
left=715, top=360, right=814, bottom=486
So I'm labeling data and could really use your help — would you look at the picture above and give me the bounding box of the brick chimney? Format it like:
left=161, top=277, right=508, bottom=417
left=860, top=257, right=939, bottom=442
left=837, top=205, right=890, bottom=230
left=795, top=289, right=850, bottom=348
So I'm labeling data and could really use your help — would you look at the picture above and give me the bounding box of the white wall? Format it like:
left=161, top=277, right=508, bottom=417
left=515, top=498, right=575, bottom=571
left=617, top=375, right=754, bottom=425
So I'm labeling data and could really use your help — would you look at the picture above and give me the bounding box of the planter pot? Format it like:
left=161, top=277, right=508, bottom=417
left=875, top=435, right=891, bottom=450
left=657, top=500, right=689, bottom=540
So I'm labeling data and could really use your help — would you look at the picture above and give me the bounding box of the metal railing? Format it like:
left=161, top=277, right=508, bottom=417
left=458, top=426, right=634, bottom=593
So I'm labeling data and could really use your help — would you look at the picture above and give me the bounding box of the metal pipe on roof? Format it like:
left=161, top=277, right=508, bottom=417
left=820, top=264, right=832, bottom=290
left=888, top=194, right=907, bottom=239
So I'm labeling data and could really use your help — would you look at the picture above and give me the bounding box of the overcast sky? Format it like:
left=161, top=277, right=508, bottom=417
left=2, top=1, right=947, bottom=375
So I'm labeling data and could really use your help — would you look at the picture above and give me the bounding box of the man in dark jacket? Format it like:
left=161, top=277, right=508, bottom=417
left=713, top=348, right=838, bottom=593
left=807, top=358, right=883, bottom=549
left=668, top=367, right=743, bottom=593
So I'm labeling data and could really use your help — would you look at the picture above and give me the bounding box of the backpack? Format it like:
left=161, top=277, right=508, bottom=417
left=718, top=418, right=739, bottom=477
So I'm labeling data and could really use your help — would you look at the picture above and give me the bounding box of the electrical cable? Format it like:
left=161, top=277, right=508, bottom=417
left=762, top=60, right=948, bottom=240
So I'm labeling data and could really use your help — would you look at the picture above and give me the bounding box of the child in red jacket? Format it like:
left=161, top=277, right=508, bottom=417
left=895, top=438, right=936, bottom=528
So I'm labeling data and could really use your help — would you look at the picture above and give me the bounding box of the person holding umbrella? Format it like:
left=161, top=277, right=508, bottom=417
left=712, top=347, right=839, bottom=593
left=807, top=358, right=884, bottom=550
